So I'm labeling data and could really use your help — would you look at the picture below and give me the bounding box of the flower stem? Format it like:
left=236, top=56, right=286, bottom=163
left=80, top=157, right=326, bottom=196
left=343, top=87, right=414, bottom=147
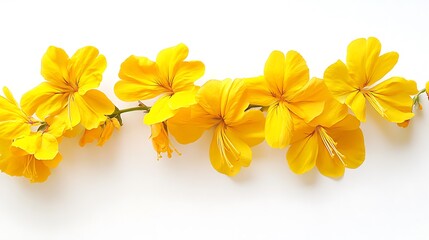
left=108, top=105, right=151, bottom=126
left=116, top=106, right=150, bottom=115
left=412, top=88, right=426, bottom=109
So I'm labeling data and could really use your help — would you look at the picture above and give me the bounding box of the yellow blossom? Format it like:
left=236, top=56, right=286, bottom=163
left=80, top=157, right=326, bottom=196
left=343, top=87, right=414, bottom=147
left=150, top=122, right=179, bottom=159
left=79, top=117, right=121, bottom=147
left=0, top=87, right=35, bottom=139
left=114, top=43, right=204, bottom=125
left=0, top=130, right=62, bottom=183
left=245, top=50, right=328, bottom=149
left=324, top=37, right=418, bottom=123
left=21, top=46, right=115, bottom=130
left=169, top=79, right=265, bottom=176
left=287, top=98, right=365, bottom=177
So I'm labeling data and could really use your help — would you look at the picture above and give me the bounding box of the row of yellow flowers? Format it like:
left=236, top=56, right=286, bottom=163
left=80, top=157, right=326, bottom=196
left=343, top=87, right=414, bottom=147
left=0, top=37, right=426, bottom=182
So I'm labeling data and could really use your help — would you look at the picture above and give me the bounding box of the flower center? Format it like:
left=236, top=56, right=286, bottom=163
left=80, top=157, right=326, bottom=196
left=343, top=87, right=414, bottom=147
left=316, top=126, right=346, bottom=166
left=361, top=89, right=387, bottom=117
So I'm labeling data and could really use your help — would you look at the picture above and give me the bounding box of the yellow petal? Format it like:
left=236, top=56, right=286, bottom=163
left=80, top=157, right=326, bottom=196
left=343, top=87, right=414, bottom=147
left=79, top=126, right=103, bottom=146
left=171, top=61, right=205, bottom=92
left=346, top=37, right=380, bottom=87
left=196, top=79, right=248, bottom=124
left=310, top=98, right=349, bottom=128
left=68, top=46, right=106, bottom=94
left=41, top=46, right=70, bottom=87
left=369, top=77, right=418, bottom=123
left=345, top=91, right=367, bottom=122
left=75, top=90, right=115, bottom=129
left=209, top=126, right=252, bottom=176
left=156, top=43, right=189, bottom=86
left=34, top=133, right=58, bottom=160
left=167, top=107, right=211, bottom=144
left=168, top=88, right=198, bottom=110
left=367, top=51, right=398, bottom=86
left=244, top=76, right=277, bottom=106
left=331, top=128, right=365, bottom=169
left=21, top=82, right=66, bottom=118
left=11, top=134, right=39, bottom=155
left=42, top=153, right=62, bottom=169
left=265, top=102, right=293, bottom=148
left=115, top=55, right=165, bottom=101
left=287, top=78, right=328, bottom=122
left=315, top=138, right=345, bottom=178
left=229, top=110, right=265, bottom=147
left=324, top=60, right=358, bottom=103
left=287, top=131, right=318, bottom=174
left=283, top=50, right=310, bottom=96
left=264, top=50, right=285, bottom=96
left=144, top=95, right=176, bottom=125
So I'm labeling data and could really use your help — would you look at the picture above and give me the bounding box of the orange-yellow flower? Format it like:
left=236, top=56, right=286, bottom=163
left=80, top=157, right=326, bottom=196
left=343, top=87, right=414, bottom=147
left=150, top=122, right=179, bottom=159
left=324, top=37, right=418, bottom=123
left=21, top=46, right=115, bottom=130
left=287, top=98, right=365, bottom=177
left=0, top=87, right=35, bottom=139
left=79, top=117, right=121, bottom=147
left=169, top=79, right=265, bottom=176
left=114, top=43, right=204, bottom=125
left=245, top=51, right=328, bottom=148
left=0, top=129, right=62, bottom=183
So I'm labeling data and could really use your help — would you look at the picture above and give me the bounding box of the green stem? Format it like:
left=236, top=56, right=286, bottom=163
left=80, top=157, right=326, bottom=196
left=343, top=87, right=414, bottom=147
left=108, top=105, right=151, bottom=126
left=412, top=88, right=426, bottom=107
left=116, top=106, right=150, bottom=115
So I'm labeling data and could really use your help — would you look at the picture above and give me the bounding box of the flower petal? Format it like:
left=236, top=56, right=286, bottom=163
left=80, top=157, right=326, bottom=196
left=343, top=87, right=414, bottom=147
left=68, top=46, right=106, bottom=94
left=287, top=78, right=328, bottom=122
left=244, top=76, right=277, bottom=106
left=34, top=133, right=58, bottom=160
left=76, top=90, right=115, bottom=129
left=332, top=128, right=365, bottom=169
left=367, top=51, right=398, bottom=86
left=265, top=102, right=293, bottom=148
left=347, top=37, right=380, bottom=87
left=369, top=77, right=418, bottom=123
left=315, top=139, right=345, bottom=178
left=144, top=95, right=176, bottom=125
left=168, top=88, right=198, bottom=110
left=345, top=91, right=367, bottom=122
left=115, top=55, right=165, bottom=101
left=229, top=110, right=265, bottom=147
left=41, top=46, right=70, bottom=88
left=167, top=107, right=211, bottom=144
left=171, top=61, right=205, bottom=92
left=283, top=50, right=310, bottom=96
left=324, top=60, right=358, bottom=103
left=209, top=126, right=252, bottom=176
left=264, top=50, right=285, bottom=96
left=156, top=43, right=189, bottom=86
left=287, top=131, right=318, bottom=174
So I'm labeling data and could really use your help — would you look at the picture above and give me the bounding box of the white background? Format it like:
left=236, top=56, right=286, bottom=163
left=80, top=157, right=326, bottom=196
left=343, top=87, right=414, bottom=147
left=0, top=0, right=428, bottom=239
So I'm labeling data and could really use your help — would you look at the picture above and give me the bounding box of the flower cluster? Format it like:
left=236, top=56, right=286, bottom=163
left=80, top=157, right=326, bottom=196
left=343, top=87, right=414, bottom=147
left=0, top=37, right=426, bottom=183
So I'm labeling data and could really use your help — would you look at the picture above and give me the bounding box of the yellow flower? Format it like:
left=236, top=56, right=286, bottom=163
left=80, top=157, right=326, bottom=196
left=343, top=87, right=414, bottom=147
left=324, top=37, right=418, bottom=123
left=0, top=131, right=62, bottom=183
left=245, top=50, right=328, bottom=148
left=21, top=46, right=115, bottom=130
left=114, top=43, right=204, bottom=125
left=79, top=117, right=121, bottom=147
left=150, top=122, right=179, bottom=159
left=0, top=87, right=35, bottom=139
left=287, top=98, right=365, bottom=177
left=169, top=79, right=265, bottom=176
